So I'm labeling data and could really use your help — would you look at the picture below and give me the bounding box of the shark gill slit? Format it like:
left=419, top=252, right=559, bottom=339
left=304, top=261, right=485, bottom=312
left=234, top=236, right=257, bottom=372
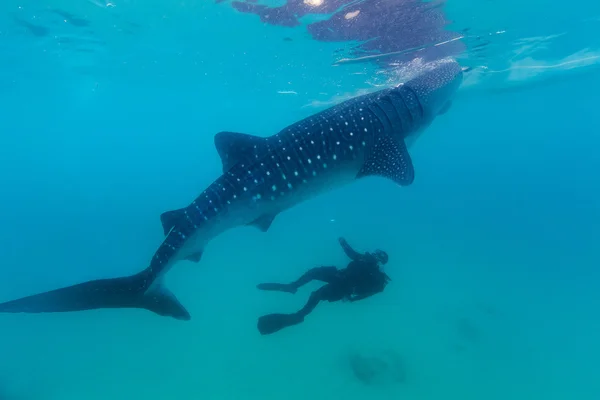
left=370, top=99, right=396, bottom=136
left=401, top=86, right=424, bottom=123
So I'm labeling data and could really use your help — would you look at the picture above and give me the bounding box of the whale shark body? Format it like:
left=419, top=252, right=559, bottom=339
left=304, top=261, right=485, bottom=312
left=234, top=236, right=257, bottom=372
left=0, top=59, right=463, bottom=320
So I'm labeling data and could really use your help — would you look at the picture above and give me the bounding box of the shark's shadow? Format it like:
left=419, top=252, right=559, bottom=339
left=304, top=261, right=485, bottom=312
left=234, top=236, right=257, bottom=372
left=347, top=347, right=407, bottom=385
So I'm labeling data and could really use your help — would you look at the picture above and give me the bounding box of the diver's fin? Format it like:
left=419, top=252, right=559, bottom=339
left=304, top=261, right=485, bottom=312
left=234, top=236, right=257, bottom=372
left=160, top=208, right=186, bottom=236
left=256, top=282, right=297, bottom=294
left=0, top=271, right=191, bottom=321
left=357, top=135, right=415, bottom=186
left=214, top=131, right=270, bottom=172
left=184, top=251, right=203, bottom=263
left=247, top=213, right=277, bottom=232
left=257, top=313, right=304, bottom=335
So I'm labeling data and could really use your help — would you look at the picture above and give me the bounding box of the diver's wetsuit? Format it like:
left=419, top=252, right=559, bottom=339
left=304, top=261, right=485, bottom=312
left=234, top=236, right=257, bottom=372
left=256, top=237, right=391, bottom=335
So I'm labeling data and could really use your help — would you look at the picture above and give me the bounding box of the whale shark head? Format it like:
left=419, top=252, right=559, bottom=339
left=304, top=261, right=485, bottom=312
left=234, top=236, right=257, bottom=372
left=404, top=58, right=463, bottom=124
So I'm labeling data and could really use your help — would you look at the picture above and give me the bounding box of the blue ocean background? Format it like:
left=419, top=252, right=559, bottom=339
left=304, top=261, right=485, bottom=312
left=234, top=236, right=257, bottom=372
left=1, top=0, right=599, bottom=399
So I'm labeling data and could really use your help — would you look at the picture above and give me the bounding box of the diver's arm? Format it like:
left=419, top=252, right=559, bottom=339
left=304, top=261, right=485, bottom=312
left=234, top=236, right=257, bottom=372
left=348, top=289, right=379, bottom=302
left=348, top=274, right=389, bottom=302
left=338, top=237, right=363, bottom=261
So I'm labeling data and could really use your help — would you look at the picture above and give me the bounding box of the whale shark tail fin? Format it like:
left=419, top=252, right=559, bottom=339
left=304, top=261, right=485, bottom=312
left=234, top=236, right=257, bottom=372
left=0, top=271, right=191, bottom=320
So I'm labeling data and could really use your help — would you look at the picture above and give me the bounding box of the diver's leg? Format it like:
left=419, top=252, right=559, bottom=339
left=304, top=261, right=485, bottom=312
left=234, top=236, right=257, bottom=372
left=257, top=285, right=341, bottom=335
left=292, top=266, right=339, bottom=287
left=296, top=286, right=327, bottom=317
left=257, top=266, right=339, bottom=294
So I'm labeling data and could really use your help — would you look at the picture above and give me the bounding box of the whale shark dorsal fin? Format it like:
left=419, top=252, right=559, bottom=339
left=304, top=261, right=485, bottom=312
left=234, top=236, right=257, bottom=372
left=214, top=131, right=270, bottom=172
left=160, top=208, right=186, bottom=236
left=248, top=213, right=277, bottom=232
left=357, top=136, right=415, bottom=186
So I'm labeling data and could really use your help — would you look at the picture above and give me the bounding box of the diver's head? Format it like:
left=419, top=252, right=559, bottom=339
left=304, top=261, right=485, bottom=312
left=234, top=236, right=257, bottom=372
left=373, top=249, right=388, bottom=265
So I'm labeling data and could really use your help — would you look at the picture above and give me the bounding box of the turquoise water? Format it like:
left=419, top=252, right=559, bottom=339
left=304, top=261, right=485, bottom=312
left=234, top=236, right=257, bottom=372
left=1, top=0, right=600, bottom=399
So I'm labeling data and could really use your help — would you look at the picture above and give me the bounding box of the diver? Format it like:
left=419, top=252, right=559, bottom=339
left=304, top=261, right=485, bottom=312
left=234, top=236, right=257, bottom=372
left=256, top=237, right=391, bottom=335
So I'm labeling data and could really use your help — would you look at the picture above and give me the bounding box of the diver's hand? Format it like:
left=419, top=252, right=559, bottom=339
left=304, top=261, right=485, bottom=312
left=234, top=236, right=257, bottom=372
left=339, top=237, right=363, bottom=261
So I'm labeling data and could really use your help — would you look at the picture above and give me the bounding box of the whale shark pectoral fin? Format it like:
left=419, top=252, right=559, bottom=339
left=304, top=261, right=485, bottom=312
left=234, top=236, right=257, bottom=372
left=357, top=136, right=415, bottom=186
left=214, top=131, right=270, bottom=172
left=184, top=251, right=203, bottom=263
left=248, top=213, right=277, bottom=232
left=438, top=100, right=452, bottom=115
left=160, top=208, right=186, bottom=236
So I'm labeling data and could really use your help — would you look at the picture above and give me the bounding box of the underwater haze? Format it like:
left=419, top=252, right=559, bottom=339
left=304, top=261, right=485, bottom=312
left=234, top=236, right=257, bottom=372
left=1, top=0, right=600, bottom=399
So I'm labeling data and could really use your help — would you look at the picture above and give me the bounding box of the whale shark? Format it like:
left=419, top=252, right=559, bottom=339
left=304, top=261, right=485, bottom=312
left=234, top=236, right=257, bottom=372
left=0, top=59, right=463, bottom=320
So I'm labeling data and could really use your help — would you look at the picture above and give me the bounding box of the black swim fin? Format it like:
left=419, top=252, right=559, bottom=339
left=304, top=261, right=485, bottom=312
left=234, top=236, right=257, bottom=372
left=257, top=313, right=304, bottom=335
left=256, top=282, right=297, bottom=294
left=0, top=270, right=190, bottom=320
